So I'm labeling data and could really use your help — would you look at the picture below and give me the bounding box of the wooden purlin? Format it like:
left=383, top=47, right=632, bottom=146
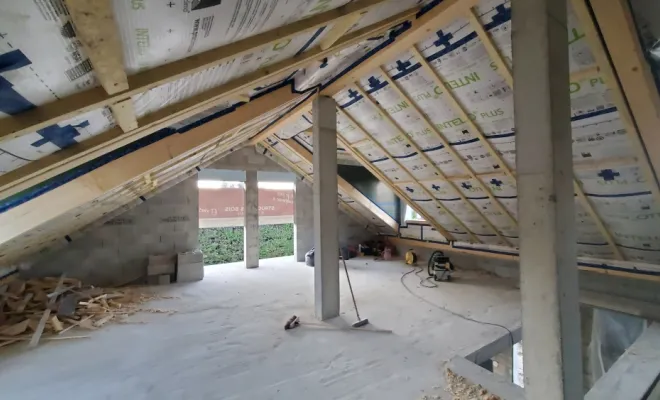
left=472, top=2, right=623, bottom=259
left=260, top=141, right=377, bottom=230
left=350, top=83, right=513, bottom=245
left=0, top=9, right=416, bottom=202
left=571, top=0, right=660, bottom=203
left=337, top=106, right=466, bottom=242
left=377, top=66, right=519, bottom=229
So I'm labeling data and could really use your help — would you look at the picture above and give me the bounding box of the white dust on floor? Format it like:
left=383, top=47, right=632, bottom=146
left=0, top=256, right=520, bottom=400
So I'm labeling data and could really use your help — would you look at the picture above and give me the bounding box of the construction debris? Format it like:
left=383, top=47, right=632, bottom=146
left=445, top=369, right=501, bottom=400
left=0, top=276, right=174, bottom=349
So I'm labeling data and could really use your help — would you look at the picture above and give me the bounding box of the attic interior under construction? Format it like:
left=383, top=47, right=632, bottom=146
left=2, top=0, right=660, bottom=398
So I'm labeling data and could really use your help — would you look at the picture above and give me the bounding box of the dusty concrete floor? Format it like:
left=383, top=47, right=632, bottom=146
left=0, top=256, right=521, bottom=400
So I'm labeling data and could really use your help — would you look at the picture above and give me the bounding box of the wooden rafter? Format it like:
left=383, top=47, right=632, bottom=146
left=337, top=106, right=468, bottom=242
left=275, top=137, right=399, bottom=231
left=467, top=8, right=512, bottom=87
left=322, top=0, right=481, bottom=95
left=351, top=83, right=513, bottom=245
left=587, top=0, right=660, bottom=192
left=574, top=182, right=625, bottom=259
left=409, top=46, right=515, bottom=178
left=0, top=87, right=299, bottom=247
left=260, top=141, right=377, bottom=230
left=2, top=0, right=397, bottom=142
left=335, top=128, right=456, bottom=242
left=64, top=0, right=138, bottom=133
left=466, top=8, right=623, bottom=258
left=571, top=0, right=660, bottom=203
left=377, top=66, right=519, bottom=229
left=0, top=9, right=415, bottom=202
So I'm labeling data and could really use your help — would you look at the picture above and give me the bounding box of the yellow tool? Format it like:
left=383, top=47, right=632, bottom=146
left=405, top=249, right=417, bottom=265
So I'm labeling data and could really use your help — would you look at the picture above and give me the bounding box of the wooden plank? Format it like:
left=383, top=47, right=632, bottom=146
left=337, top=106, right=462, bottom=241
left=378, top=66, right=519, bottom=229
left=352, top=83, right=509, bottom=244
left=320, top=12, right=365, bottom=50
left=0, top=0, right=398, bottom=142
left=109, top=99, right=138, bottom=132
left=572, top=0, right=660, bottom=202
left=0, top=11, right=416, bottom=202
left=467, top=7, right=512, bottom=87
left=29, top=274, right=65, bottom=348
left=64, top=0, right=127, bottom=95
left=0, top=87, right=299, bottom=247
left=282, top=138, right=399, bottom=231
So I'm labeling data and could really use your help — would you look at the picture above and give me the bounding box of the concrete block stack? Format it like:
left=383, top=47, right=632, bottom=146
left=177, top=250, right=204, bottom=282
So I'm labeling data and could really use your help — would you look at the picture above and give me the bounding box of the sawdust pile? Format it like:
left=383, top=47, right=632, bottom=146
left=0, top=276, right=175, bottom=349
left=445, top=369, right=501, bottom=400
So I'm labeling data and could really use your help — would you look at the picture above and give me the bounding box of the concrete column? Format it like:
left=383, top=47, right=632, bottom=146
left=294, top=178, right=314, bottom=262
left=313, top=96, right=339, bottom=320
left=244, top=170, right=259, bottom=269
left=512, top=0, right=583, bottom=398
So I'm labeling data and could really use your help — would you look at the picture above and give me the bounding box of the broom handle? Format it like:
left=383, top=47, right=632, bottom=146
left=340, top=251, right=361, bottom=320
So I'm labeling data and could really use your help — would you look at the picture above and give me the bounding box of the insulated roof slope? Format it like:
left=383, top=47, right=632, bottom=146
left=0, top=0, right=423, bottom=266
left=0, top=92, right=307, bottom=264
left=0, top=0, right=418, bottom=183
left=268, top=0, right=660, bottom=276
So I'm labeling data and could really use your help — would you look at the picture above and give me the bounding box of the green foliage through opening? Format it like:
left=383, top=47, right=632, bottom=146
left=199, top=224, right=294, bottom=265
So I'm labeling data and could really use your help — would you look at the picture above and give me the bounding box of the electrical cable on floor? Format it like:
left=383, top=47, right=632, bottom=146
left=400, top=266, right=515, bottom=347
left=414, top=265, right=437, bottom=288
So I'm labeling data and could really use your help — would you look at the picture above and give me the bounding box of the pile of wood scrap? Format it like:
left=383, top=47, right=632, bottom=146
left=0, top=275, right=169, bottom=349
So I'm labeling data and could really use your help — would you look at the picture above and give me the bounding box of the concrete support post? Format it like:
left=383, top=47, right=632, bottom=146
left=313, top=96, right=339, bottom=320
left=244, top=170, right=259, bottom=269
left=294, top=178, right=313, bottom=262
left=512, top=0, right=583, bottom=398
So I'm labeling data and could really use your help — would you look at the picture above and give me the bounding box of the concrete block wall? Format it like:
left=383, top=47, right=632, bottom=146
left=209, top=146, right=286, bottom=172
left=294, top=177, right=374, bottom=261
left=22, top=176, right=199, bottom=286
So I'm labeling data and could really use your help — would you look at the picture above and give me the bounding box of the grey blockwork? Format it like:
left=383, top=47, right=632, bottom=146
left=294, top=177, right=375, bottom=262
left=22, top=177, right=199, bottom=286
